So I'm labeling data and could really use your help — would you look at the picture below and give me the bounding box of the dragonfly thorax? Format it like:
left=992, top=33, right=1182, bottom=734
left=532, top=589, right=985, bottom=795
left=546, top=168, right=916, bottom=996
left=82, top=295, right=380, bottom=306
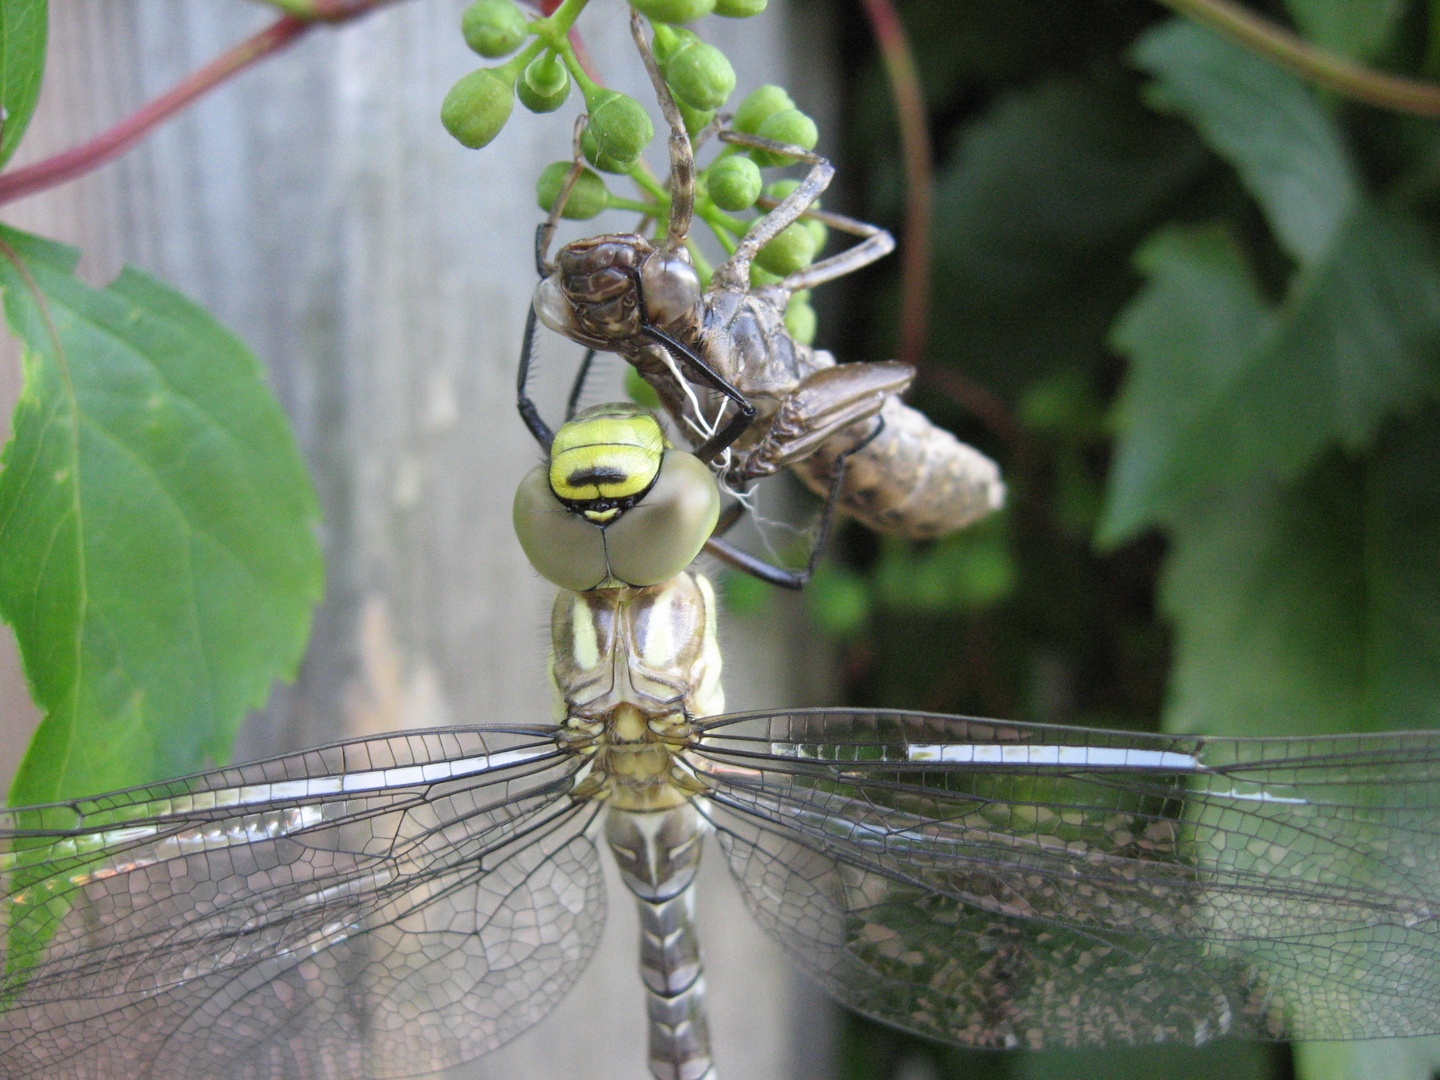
left=534, top=234, right=701, bottom=349
left=550, top=572, right=723, bottom=811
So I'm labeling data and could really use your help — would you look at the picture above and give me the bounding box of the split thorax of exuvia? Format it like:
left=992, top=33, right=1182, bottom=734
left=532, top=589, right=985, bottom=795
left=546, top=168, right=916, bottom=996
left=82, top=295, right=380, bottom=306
left=533, top=233, right=702, bottom=350
left=512, top=403, right=724, bottom=811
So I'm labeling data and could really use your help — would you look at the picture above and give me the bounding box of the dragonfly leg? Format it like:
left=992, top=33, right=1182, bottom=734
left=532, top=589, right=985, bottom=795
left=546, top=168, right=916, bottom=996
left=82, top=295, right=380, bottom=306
left=534, top=114, right=591, bottom=277
left=631, top=9, right=695, bottom=256
left=516, top=306, right=556, bottom=449
left=701, top=416, right=868, bottom=589
left=724, top=135, right=896, bottom=295
left=773, top=210, right=895, bottom=293
left=711, top=131, right=835, bottom=291
left=564, top=348, right=598, bottom=421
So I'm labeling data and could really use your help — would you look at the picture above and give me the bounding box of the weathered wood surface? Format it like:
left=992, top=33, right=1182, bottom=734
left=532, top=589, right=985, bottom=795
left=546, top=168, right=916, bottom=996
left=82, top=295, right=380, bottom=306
left=0, top=2, right=839, bottom=1077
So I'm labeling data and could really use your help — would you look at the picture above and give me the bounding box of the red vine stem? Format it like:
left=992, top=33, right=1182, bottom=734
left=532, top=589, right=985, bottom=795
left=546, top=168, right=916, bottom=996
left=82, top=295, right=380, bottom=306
left=857, top=0, right=932, bottom=372
left=0, top=1, right=400, bottom=208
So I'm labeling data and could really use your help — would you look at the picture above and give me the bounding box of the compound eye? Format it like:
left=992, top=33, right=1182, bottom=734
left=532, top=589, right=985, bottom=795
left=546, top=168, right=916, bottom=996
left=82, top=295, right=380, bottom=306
left=513, top=465, right=611, bottom=592
left=639, top=252, right=701, bottom=330
left=605, top=451, right=720, bottom=586
left=533, top=274, right=579, bottom=338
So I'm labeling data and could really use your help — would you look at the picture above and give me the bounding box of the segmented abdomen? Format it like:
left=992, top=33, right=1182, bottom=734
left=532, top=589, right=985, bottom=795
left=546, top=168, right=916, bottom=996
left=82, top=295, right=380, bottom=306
left=790, top=394, right=1006, bottom=539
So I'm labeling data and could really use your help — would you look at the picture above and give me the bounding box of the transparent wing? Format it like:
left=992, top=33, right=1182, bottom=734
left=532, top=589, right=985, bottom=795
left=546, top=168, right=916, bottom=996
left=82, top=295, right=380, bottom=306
left=693, top=708, right=1440, bottom=1049
left=0, top=726, right=603, bottom=1080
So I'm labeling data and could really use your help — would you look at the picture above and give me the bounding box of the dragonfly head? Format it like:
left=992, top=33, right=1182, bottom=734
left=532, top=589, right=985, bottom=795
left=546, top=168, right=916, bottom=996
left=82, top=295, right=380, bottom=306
left=547, top=402, right=668, bottom=525
left=514, top=403, right=719, bottom=592
left=534, top=234, right=701, bottom=348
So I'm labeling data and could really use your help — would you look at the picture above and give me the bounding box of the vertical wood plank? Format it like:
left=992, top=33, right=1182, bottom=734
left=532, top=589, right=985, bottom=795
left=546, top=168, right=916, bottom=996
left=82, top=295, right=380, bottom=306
left=0, top=3, right=839, bottom=1077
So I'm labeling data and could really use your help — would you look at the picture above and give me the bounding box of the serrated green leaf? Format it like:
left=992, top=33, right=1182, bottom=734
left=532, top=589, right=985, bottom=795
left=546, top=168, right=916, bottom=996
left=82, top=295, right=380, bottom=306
left=0, top=225, right=323, bottom=807
left=1133, top=20, right=1359, bottom=265
left=1099, top=223, right=1273, bottom=545
left=0, top=0, right=45, bottom=170
left=1159, top=413, right=1440, bottom=737
left=1099, top=204, right=1440, bottom=543
left=1282, top=0, right=1408, bottom=62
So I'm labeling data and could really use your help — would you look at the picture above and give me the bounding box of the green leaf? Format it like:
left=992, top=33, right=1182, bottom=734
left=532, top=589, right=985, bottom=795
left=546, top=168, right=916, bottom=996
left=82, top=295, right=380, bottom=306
left=1099, top=223, right=1273, bottom=545
left=1020, top=1041, right=1277, bottom=1080
left=1282, top=0, right=1408, bottom=62
left=873, top=520, right=1016, bottom=615
left=1158, top=413, right=1440, bottom=737
left=1133, top=19, right=1359, bottom=265
left=0, top=226, right=323, bottom=806
left=1099, top=205, right=1440, bottom=543
left=923, top=77, right=1206, bottom=398
left=0, top=0, right=44, bottom=170
left=1295, top=1037, right=1440, bottom=1080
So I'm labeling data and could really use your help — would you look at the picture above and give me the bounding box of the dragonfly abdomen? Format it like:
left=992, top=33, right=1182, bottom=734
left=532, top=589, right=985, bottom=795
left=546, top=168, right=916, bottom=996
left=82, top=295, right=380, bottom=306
left=607, top=804, right=717, bottom=1080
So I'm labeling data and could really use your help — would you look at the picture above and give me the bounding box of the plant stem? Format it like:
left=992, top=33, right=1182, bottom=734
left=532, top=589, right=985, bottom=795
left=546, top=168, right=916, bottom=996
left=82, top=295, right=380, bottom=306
left=627, top=165, right=668, bottom=203
left=858, top=0, right=932, bottom=372
left=695, top=206, right=739, bottom=257
left=0, top=1, right=402, bottom=207
left=1156, top=0, right=1440, bottom=116
left=604, top=196, right=655, bottom=216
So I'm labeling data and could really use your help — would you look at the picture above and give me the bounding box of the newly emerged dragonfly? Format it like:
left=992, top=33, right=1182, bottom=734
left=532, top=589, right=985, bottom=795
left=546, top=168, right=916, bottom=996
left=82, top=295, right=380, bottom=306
left=521, top=13, right=1005, bottom=548
left=2, top=404, right=1440, bottom=1080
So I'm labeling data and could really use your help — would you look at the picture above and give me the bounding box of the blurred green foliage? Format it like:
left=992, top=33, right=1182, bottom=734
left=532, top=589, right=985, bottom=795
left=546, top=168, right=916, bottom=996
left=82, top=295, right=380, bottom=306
left=803, top=1, right=1440, bottom=1078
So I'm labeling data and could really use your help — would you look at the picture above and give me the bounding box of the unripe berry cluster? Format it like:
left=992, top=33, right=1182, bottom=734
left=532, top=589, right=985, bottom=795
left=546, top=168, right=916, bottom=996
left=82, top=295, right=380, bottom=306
left=444, top=0, right=825, bottom=343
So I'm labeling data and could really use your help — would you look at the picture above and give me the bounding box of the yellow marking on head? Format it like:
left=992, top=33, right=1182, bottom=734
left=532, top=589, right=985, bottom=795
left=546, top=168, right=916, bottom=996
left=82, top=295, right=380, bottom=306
left=569, top=594, right=601, bottom=672
left=548, top=405, right=666, bottom=505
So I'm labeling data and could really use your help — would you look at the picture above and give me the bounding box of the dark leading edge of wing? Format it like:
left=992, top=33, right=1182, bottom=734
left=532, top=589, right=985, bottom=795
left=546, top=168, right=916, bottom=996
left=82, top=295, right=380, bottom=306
left=693, top=709, right=1440, bottom=1050
left=0, top=727, right=601, bottom=1080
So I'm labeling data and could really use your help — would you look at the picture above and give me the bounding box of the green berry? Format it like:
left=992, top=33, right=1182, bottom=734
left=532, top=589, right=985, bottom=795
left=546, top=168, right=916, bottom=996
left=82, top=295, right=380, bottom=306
left=749, top=263, right=782, bottom=287
left=585, top=90, right=654, bottom=166
left=784, top=294, right=816, bottom=344
left=661, top=40, right=736, bottom=111
left=750, top=107, right=818, bottom=166
left=707, top=156, right=762, bottom=211
left=732, top=84, right=793, bottom=135
left=676, top=99, right=715, bottom=138
left=803, top=215, right=828, bottom=253
left=626, top=367, right=662, bottom=409
left=629, top=0, right=716, bottom=24
left=714, top=0, right=768, bottom=14
left=581, top=126, right=634, bottom=174
left=754, top=221, right=818, bottom=275
left=441, top=68, right=515, bottom=149
left=763, top=179, right=802, bottom=202
left=651, top=24, right=691, bottom=64
left=535, top=162, right=609, bottom=219
left=461, top=0, right=528, bottom=59
left=516, top=53, right=570, bottom=113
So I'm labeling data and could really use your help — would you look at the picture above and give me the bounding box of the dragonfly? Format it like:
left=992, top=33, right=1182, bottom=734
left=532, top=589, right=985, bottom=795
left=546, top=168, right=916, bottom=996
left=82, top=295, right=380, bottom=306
left=520, top=11, right=1005, bottom=558
left=2, top=403, right=1439, bottom=1080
